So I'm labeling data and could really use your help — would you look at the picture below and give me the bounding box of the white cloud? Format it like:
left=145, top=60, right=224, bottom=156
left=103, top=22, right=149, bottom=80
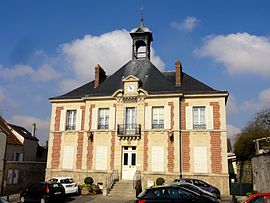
left=60, top=29, right=165, bottom=86
left=33, top=64, right=61, bottom=81
left=9, top=115, right=50, bottom=145
left=171, top=16, right=200, bottom=32
left=0, top=64, right=61, bottom=81
left=241, top=88, right=270, bottom=112
left=226, top=95, right=238, bottom=116
left=0, top=87, right=6, bottom=103
left=59, top=79, right=83, bottom=93
left=0, top=87, right=17, bottom=108
left=227, top=124, right=241, bottom=142
left=195, top=33, right=270, bottom=77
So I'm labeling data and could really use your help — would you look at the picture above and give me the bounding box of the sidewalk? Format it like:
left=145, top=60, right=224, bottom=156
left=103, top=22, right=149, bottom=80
left=0, top=193, right=20, bottom=203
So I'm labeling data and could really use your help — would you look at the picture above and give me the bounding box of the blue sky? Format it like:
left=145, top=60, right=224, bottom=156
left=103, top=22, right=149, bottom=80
left=0, top=0, right=270, bottom=145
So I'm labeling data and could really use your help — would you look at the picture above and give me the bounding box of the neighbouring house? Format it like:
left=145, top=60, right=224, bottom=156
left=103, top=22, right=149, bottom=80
left=45, top=20, right=230, bottom=195
left=0, top=116, right=47, bottom=196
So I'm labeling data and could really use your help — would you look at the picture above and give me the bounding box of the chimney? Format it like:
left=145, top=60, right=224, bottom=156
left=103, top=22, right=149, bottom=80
left=94, top=64, right=106, bottom=88
left=32, top=123, right=36, bottom=137
left=175, top=60, right=182, bottom=86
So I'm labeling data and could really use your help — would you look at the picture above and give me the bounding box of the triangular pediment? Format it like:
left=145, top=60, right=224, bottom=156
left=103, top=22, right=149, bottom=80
left=122, top=75, right=140, bottom=82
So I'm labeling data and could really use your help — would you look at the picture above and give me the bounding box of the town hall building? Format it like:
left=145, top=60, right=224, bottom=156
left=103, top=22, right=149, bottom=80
left=45, top=20, right=230, bottom=195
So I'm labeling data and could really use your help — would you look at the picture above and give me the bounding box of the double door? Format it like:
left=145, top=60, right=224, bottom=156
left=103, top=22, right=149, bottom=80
left=122, top=146, right=136, bottom=180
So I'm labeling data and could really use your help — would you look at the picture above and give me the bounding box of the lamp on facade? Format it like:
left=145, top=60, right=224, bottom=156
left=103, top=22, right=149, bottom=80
left=168, top=130, right=174, bottom=141
left=88, top=132, right=94, bottom=142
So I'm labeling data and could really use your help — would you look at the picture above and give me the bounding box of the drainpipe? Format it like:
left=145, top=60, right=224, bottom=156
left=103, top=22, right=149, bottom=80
left=179, top=97, right=182, bottom=178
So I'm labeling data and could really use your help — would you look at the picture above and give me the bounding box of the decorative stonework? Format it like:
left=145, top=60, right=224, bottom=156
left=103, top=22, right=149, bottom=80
left=51, top=132, right=61, bottom=169
left=182, top=131, right=190, bottom=172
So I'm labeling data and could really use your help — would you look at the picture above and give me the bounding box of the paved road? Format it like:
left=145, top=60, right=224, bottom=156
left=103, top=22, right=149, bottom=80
left=2, top=193, right=244, bottom=203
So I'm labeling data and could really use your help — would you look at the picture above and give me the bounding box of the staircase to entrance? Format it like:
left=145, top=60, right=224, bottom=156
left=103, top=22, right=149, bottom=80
left=109, top=180, right=135, bottom=198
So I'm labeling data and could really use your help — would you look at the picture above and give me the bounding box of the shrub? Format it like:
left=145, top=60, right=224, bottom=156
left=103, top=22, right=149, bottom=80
left=84, top=177, right=94, bottom=185
left=156, top=177, right=165, bottom=185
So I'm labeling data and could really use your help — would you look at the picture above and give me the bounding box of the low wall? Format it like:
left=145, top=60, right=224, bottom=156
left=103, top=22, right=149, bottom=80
left=2, top=161, right=46, bottom=196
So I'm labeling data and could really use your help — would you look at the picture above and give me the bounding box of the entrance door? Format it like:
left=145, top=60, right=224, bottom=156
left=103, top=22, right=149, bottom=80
left=122, top=146, right=137, bottom=180
left=125, top=107, right=136, bottom=134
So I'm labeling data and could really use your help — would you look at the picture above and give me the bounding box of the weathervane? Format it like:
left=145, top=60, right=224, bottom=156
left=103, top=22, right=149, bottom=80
left=140, top=5, right=144, bottom=28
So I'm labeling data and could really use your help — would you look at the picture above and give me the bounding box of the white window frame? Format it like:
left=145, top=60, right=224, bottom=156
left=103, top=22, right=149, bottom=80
left=194, top=146, right=208, bottom=173
left=98, top=108, right=109, bottom=129
left=13, top=152, right=23, bottom=161
left=193, top=106, right=206, bottom=129
left=62, top=145, right=74, bottom=170
left=95, top=145, right=108, bottom=171
left=66, top=110, right=77, bottom=130
left=152, top=107, right=164, bottom=129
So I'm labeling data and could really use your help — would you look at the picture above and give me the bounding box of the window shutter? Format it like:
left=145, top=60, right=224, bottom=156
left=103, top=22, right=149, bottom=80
left=109, top=107, right=116, bottom=130
left=186, top=106, right=193, bottom=130
left=145, top=106, right=152, bottom=130
left=194, top=146, right=207, bottom=173
left=151, top=146, right=164, bottom=172
left=206, top=106, right=213, bottom=130
left=62, top=146, right=74, bottom=169
left=95, top=146, right=108, bottom=170
left=91, top=108, right=98, bottom=130
left=76, top=109, right=82, bottom=131
left=164, top=105, right=171, bottom=129
left=60, top=109, right=66, bottom=131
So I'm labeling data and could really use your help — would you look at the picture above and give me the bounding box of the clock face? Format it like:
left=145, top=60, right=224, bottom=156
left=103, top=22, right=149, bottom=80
left=127, top=84, right=135, bottom=92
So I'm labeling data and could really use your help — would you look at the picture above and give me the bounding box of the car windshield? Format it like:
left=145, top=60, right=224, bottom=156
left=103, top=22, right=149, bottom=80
left=60, top=178, right=74, bottom=184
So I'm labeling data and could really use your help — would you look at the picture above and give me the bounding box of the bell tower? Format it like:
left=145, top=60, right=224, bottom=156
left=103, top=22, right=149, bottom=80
left=130, top=17, right=153, bottom=60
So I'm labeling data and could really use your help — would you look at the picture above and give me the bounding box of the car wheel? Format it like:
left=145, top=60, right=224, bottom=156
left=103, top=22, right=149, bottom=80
left=20, top=196, right=25, bottom=203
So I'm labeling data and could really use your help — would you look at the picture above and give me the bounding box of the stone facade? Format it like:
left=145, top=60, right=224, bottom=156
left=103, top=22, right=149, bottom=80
left=45, top=22, right=229, bottom=195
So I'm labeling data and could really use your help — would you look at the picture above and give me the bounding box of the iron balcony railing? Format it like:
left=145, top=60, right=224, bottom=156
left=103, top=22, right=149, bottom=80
left=117, top=124, right=141, bottom=136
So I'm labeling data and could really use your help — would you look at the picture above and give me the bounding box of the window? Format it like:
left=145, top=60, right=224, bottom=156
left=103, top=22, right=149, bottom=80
left=95, top=146, right=108, bottom=170
left=152, top=107, right=164, bottom=129
left=194, top=146, right=207, bottom=173
left=151, top=146, right=164, bottom=172
left=62, top=146, right=74, bottom=169
left=66, top=110, right=77, bottom=130
left=13, top=152, right=23, bottom=161
left=193, top=107, right=206, bottom=129
left=98, top=108, right=109, bottom=129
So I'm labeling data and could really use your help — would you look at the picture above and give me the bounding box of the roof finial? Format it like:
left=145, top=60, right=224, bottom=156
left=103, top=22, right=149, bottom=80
left=140, top=5, right=144, bottom=28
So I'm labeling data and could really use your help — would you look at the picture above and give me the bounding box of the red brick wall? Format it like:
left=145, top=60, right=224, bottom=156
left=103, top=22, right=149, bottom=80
left=210, top=102, right=220, bottom=130
left=167, top=102, right=174, bottom=172
left=54, top=106, right=63, bottom=131
left=210, top=132, right=222, bottom=173
left=143, top=132, right=148, bottom=171
left=51, top=106, right=63, bottom=169
left=76, top=106, right=85, bottom=169
left=181, top=103, right=188, bottom=130
left=76, top=132, right=84, bottom=169
left=110, top=132, right=115, bottom=170
left=87, top=104, right=95, bottom=169
left=51, top=132, right=61, bottom=169
left=182, top=131, right=190, bottom=172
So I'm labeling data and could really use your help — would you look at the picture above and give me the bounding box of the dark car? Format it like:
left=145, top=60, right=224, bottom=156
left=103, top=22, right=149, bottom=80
left=135, top=185, right=218, bottom=203
left=174, top=178, right=221, bottom=199
left=20, top=181, right=65, bottom=203
left=167, top=182, right=218, bottom=203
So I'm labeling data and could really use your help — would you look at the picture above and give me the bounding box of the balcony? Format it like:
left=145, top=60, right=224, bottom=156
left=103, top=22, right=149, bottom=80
left=117, top=124, right=141, bottom=139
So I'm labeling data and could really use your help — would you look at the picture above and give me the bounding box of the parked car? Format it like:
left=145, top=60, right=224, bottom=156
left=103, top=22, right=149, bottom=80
left=20, top=181, right=65, bottom=203
left=135, top=185, right=218, bottom=203
left=48, top=177, right=79, bottom=195
left=167, top=182, right=218, bottom=203
left=174, top=178, right=221, bottom=199
left=244, top=192, right=270, bottom=203
left=0, top=197, right=10, bottom=203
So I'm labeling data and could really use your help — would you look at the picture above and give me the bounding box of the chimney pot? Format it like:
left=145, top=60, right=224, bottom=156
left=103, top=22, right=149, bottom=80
left=94, top=64, right=106, bottom=88
left=32, top=123, right=36, bottom=137
left=175, top=60, right=182, bottom=86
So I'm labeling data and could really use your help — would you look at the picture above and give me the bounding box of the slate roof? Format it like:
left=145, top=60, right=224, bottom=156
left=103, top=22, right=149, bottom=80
left=9, top=123, right=39, bottom=141
left=0, top=117, right=22, bottom=145
left=51, top=59, right=228, bottom=100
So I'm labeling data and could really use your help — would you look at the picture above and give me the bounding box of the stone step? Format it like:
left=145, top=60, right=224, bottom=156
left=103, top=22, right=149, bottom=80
left=109, top=180, right=135, bottom=197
